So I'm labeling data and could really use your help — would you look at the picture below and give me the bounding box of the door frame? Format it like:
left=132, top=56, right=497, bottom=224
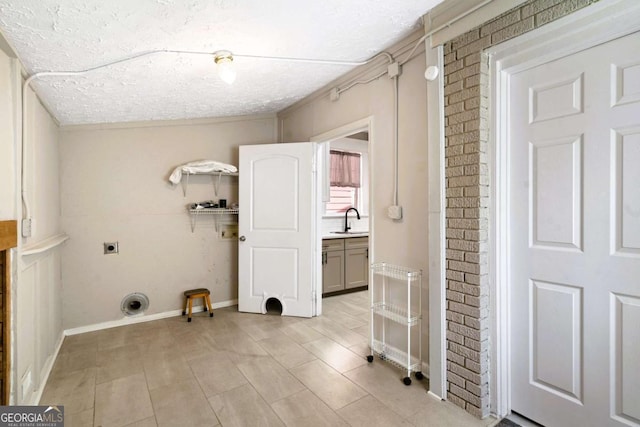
left=487, top=0, right=640, bottom=418
left=311, top=116, right=374, bottom=263
left=425, top=41, right=446, bottom=401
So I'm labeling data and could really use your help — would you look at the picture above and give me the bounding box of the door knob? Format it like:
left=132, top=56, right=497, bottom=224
left=239, top=236, right=246, bottom=241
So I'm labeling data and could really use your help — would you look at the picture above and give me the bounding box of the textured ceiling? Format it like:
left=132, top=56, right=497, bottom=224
left=0, top=0, right=444, bottom=125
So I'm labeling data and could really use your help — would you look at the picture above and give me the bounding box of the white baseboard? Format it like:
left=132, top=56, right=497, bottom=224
left=64, top=299, right=238, bottom=336
left=427, top=390, right=444, bottom=401
left=34, top=333, right=65, bottom=405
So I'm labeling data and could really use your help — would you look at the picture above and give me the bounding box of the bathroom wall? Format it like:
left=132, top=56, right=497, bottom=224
left=59, top=115, right=276, bottom=330
left=279, top=30, right=430, bottom=363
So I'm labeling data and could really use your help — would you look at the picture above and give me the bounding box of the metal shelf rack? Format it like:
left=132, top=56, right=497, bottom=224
left=181, top=171, right=239, bottom=198
left=368, top=262, right=423, bottom=385
left=188, top=208, right=239, bottom=232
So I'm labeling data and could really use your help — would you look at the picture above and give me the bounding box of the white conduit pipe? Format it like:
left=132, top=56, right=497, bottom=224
left=398, top=0, right=494, bottom=66
left=393, top=74, right=400, bottom=207
left=335, top=51, right=395, bottom=96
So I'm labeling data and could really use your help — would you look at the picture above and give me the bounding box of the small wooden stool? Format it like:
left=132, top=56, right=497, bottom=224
left=182, top=288, right=213, bottom=322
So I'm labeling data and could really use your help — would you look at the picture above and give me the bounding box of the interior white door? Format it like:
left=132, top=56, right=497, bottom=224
left=509, top=32, right=640, bottom=426
left=238, top=142, right=319, bottom=318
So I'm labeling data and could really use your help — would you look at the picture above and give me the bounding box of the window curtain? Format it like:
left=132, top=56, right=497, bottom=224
left=330, top=150, right=361, bottom=188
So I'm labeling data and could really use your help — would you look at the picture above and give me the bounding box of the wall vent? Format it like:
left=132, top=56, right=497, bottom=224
left=121, top=293, right=149, bottom=316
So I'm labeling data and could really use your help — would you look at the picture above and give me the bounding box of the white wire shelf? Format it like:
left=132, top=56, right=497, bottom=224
left=188, top=208, right=239, bottom=232
left=181, top=171, right=238, bottom=197
left=188, top=208, right=239, bottom=215
left=369, top=262, right=423, bottom=382
left=370, top=339, right=422, bottom=372
left=371, top=302, right=420, bottom=326
left=370, top=262, right=421, bottom=281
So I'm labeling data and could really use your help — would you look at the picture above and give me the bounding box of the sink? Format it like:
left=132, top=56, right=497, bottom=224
left=331, top=231, right=368, bottom=235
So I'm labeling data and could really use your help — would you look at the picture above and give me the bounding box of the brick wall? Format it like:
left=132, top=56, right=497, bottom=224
left=442, top=0, right=596, bottom=418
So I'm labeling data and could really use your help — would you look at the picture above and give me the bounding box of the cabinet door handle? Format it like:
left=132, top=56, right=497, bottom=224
left=365, top=248, right=368, bottom=259
left=239, top=236, right=246, bottom=242
left=322, top=253, right=327, bottom=264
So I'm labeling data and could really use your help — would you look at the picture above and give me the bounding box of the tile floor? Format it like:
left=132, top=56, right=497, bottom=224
left=40, top=291, right=499, bottom=427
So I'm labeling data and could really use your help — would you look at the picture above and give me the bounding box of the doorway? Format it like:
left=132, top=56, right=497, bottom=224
left=312, top=117, right=373, bottom=299
left=491, top=3, right=640, bottom=424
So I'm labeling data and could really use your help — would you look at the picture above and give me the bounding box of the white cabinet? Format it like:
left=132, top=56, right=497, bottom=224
left=368, top=262, right=423, bottom=385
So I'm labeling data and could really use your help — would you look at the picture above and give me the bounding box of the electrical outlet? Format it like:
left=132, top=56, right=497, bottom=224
left=104, top=242, right=119, bottom=254
left=219, top=224, right=239, bottom=240
left=22, top=218, right=32, bottom=237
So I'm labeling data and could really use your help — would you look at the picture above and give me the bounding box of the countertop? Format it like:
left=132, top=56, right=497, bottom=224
left=322, top=232, right=369, bottom=240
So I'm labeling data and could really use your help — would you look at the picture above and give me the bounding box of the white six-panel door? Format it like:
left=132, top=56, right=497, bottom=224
left=238, top=142, right=318, bottom=318
left=509, top=31, right=640, bottom=426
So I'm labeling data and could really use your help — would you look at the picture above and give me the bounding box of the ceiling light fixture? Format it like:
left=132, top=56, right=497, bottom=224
left=213, top=51, right=236, bottom=84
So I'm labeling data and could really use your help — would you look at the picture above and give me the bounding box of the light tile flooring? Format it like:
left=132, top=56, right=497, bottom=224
left=41, top=291, right=499, bottom=427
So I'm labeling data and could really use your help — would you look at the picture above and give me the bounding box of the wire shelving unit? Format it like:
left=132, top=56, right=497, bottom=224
left=368, top=262, right=423, bottom=385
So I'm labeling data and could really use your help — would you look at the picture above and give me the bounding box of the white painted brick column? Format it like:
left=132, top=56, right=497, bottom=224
left=441, top=0, right=596, bottom=418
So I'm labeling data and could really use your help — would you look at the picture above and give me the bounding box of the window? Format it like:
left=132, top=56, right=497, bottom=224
left=326, top=186, right=358, bottom=213
left=326, top=150, right=361, bottom=215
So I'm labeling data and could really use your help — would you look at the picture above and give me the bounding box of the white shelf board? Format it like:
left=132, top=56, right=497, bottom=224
left=22, top=234, right=70, bottom=256
left=371, top=302, right=421, bottom=326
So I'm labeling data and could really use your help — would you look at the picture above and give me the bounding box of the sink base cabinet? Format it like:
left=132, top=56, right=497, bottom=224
left=322, top=237, right=368, bottom=296
left=323, top=250, right=345, bottom=294
left=345, top=238, right=369, bottom=289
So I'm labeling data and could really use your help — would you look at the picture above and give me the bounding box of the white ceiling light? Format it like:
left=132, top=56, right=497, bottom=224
left=213, top=51, right=236, bottom=85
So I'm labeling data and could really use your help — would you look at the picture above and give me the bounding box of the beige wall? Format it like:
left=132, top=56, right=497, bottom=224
left=279, top=32, right=430, bottom=359
left=23, top=89, right=61, bottom=241
left=59, top=115, right=276, bottom=330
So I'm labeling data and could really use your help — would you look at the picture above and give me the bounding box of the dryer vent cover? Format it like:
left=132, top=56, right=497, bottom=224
left=121, top=292, right=150, bottom=316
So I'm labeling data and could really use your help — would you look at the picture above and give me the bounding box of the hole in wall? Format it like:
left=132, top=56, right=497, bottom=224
left=121, top=293, right=149, bottom=316
left=265, top=297, right=283, bottom=315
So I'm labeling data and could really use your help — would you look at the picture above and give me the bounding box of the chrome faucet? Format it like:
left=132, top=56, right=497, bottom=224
left=344, top=207, right=361, bottom=232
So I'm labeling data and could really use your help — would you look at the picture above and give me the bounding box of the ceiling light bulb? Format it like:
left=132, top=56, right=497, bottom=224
left=214, top=52, right=236, bottom=84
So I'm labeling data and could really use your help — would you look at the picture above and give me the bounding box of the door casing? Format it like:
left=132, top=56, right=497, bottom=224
left=487, top=0, right=640, bottom=418
left=311, top=116, right=374, bottom=265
